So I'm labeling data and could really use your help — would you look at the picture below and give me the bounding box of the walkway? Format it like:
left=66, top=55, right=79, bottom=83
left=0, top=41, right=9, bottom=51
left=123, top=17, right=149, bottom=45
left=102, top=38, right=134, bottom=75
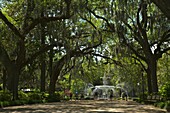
left=0, top=100, right=167, bottom=113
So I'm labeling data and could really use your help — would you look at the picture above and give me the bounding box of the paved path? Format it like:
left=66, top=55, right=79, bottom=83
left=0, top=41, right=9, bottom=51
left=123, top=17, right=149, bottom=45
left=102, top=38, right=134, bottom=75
left=0, top=100, right=167, bottom=113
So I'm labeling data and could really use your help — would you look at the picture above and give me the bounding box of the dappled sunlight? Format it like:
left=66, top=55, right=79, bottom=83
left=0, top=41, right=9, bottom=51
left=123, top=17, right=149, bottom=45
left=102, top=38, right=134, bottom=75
left=0, top=100, right=166, bottom=113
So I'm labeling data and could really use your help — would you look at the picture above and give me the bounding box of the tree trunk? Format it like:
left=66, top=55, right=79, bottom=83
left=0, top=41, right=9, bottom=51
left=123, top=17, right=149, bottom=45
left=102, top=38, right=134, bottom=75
left=40, top=5, right=46, bottom=92
left=49, top=64, right=63, bottom=95
left=48, top=50, right=84, bottom=95
left=12, top=71, right=19, bottom=100
left=48, top=38, right=54, bottom=94
left=49, top=49, right=53, bottom=78
left=49, top=55, right=68, bottom=95
left=6, top=64, right=20, bottom=100
left=146, top=67, right=152, bottom=94
left=49, top=75, right=56, bottom=95
left=40, top=60, right=46, bottom=92
left=149, top=57, right=158, bottom=93
left=2, top=68, right=7, bottom=90
left=146, top=56, right=158, bottom=94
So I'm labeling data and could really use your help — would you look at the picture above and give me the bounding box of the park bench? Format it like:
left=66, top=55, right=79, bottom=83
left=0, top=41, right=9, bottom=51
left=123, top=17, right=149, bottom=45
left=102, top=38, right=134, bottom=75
left=145, top=94, right=162, bottom=104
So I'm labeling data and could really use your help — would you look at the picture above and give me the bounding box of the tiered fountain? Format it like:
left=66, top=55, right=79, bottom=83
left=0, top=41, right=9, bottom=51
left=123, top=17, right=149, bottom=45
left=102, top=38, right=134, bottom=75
left=92, top=74, right=116, bottom=100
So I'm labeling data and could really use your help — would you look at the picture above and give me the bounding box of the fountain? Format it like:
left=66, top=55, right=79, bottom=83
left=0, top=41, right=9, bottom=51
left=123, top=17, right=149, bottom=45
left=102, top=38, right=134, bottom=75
left=92, top=73, right=116, bottom=100
left=84, top=63, right=129, bottom=100
left=92, top=73, right=128, bottom=100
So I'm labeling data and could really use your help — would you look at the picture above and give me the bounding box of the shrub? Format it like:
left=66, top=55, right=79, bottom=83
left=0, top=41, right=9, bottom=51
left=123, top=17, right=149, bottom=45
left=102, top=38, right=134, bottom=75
left=18, top=91, right=29, bottom=100
left=0, top=101, right=10, bottom=107
left=27, top=92, right=42, bottom=100
left=159, top=102, right=166, bottom=109
left=138, top=92, right=148, bottom=100
left=154, top=102, right=165, bottom=109
left=10, top=100, right=27, bottom=106
left=47, top=92, right=61, bottom=102
left=0, top=91, right=12, bottom=101
left=160, top=82, right=170, bottom=99
left=41, top=92, right=49, bottom=100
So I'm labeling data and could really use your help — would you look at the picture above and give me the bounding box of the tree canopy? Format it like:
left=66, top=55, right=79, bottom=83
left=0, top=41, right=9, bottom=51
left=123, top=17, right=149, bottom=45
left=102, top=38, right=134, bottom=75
left=0, top=0, right=170, bottom=100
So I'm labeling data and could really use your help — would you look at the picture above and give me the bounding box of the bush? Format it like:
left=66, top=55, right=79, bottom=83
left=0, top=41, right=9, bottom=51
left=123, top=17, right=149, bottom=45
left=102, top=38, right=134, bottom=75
left=10, top=100, right=27, bottom=106
left=0, top=101, right=10, bottom=107
left=27, top=92, right=42, bottom=100
left=154, top=102, right=165, bottom=109
left=138, top=92, right=148, bottom=100
left=47, top=92, right=61, bottom=102
left=28, top=92, right=42, bottom=100
left=0, top=91, right=12, bottom=101
left=18, top=91, right=29, bottom=100
left=41, top=92, right=49, bottom=100
left=159, top=102, right=166, bottom=109
left=160, top=82, right=170, bottom=99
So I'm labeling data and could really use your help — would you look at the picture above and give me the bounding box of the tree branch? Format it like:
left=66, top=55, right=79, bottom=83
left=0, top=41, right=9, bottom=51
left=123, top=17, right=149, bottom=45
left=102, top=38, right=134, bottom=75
left=131, top=55, right=147, bottom=72
left=22, top=42, right=63, bottom=67
left=118, top=30, right=147, bottom=62
left=92, top=53, right=122, bottom=66
left=86, top=7, right=115, bottom=32
left=150, top=0, right=170, bottom=20
left=0, top=10, right=23, bottom=39
left=23, top=15, right=73, bottom=35
left=23, top=0, right=72, bottom=35
left=79, top=14, right=97, bottom=29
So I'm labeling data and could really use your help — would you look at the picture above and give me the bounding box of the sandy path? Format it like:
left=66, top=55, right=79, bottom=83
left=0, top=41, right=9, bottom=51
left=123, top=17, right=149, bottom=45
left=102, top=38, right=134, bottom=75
left=0, top=100, right=167, bottom=113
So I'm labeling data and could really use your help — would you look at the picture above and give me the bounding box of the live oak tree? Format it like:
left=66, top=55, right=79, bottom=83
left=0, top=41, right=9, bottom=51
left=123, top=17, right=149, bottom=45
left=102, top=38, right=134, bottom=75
left=48, top=17, right=103, bottom=95
left=0, top=0, right=105, bottom=98
left=0, top=0, right=72, bottom=100
left=116, top=1, right=170, bottom=93
left=84, top=0, right=170, bottom=94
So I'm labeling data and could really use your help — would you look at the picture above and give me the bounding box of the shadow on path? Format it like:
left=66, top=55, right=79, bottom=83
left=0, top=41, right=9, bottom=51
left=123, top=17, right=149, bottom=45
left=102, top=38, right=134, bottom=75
left=0, top=100, right=167, bottom=113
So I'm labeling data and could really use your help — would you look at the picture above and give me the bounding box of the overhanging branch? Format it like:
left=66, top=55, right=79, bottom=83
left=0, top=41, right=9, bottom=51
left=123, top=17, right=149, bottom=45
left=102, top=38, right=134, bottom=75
left=86, top=7, right=115, bottom=32
left=92, top=53, right=122, bottom=66
left=79, top=14, right=97, bottom=29
left=23, top=15, right=73, bottom=35
left=22, top=42, right=63, bottom=67
left=0, top=10, right=23, bottom=39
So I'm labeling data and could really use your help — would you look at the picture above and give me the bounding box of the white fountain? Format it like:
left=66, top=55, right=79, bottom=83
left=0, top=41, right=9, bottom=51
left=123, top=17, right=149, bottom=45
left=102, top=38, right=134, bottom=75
left=85, top=63, right=129, bottom=100
left=92, top=73, right=116, bottom=100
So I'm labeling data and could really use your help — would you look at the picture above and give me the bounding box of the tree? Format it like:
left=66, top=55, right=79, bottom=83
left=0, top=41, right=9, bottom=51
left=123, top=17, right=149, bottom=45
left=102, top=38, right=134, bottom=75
left=84, top=0, right=170, bottom=94
left=1, top=0, right=169, bottom=100
left=151, top=0, right=170, bottom=19
left=114, top=0, right=170, bottom=93
left=0, top=0, right=72, bottom=100
left=48, top=29, right=103, bottom=94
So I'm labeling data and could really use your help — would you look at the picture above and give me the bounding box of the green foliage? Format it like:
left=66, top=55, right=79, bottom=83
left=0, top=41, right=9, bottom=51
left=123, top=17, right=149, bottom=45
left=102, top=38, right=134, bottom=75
left=154, top=102, right=165, bottom=109
left=27, top=92, right=42, bottom=100
left=138, top=92, right=148, bottom=100
left=0, top=91, right=12, bottom=101
left=10, top=100, right=28, bottom=106
left=160, top=82, right=170, bottom=98
left=18, top=91, right=29, bottom=100
left=41, top=92, right=49, bottom=100
left=165, top=101, right=170, bottom=107
left=0, top=91, right=49, bottom=107
left=47, top=92, right=61, bottom=102
left=0, top=101, right=10, bottom=107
